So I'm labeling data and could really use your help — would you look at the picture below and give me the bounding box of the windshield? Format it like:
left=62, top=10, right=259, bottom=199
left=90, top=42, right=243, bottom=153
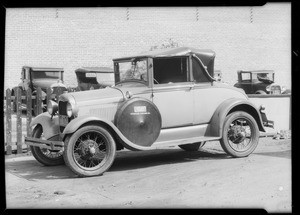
left=77, top=72, right=114, bottom=85
left=253, top=73, right=274, bottom=83
left=31, top=71, right=62, bottom=79
left=116, top=59, right=148, bottom=83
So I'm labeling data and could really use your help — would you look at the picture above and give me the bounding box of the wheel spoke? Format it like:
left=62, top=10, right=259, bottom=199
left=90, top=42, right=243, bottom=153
left=72, top=131, right=109, bottom=170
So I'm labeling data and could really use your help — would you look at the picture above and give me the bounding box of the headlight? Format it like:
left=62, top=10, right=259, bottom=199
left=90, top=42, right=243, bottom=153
left=66, top=102, right=73, bottom=117
left=266, top=85, right=271, bottom=92
left=61, top=95, right=78, bottom=118
left=281, top=86, right=286, bottom=93
left=47, top=100, right=58, bottom=115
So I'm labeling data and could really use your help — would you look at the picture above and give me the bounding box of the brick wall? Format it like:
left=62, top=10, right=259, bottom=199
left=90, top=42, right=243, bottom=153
left=4, top=4, right=291, bottom=89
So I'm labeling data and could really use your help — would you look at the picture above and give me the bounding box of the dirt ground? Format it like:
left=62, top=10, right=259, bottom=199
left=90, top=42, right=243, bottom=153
left=5, top=137, right=291, bottom=212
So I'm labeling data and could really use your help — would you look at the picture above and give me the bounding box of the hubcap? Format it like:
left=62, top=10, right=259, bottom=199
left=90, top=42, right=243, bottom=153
left=228, top=125, right=246, bottom=144
left=227, top=118, right=252, bottom=152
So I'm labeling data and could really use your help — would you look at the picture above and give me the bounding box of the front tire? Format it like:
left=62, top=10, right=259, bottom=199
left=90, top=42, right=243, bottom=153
left=63, top=125, right=116, bottom=177
left=30, top=125, right=65, bottom=166
left=220, top=111, right=259, bottom=157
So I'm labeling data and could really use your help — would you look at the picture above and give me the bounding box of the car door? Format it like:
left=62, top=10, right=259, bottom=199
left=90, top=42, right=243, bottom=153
left=152, top=83, right=194, bottom=128
left=151, top=57, right=194, bottom=128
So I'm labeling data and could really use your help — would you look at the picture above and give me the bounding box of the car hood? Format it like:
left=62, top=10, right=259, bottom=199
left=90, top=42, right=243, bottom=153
left=60, top=86, right=125, bottom=104
left=59, top=87, right=129, bottom=120
left=32, top=79, right=62, bottom=89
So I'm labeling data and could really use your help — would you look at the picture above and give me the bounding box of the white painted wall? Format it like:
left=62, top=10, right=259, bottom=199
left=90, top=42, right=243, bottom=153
left=5, top=4, right=291, bottom=90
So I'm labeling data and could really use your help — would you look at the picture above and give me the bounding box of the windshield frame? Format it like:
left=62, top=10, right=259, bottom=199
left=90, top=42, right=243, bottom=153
left=113, top=58, right=149, bottom=87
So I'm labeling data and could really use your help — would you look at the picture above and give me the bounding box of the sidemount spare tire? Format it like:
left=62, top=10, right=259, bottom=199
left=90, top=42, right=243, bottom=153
left=114, top=97, right=162, bottom=147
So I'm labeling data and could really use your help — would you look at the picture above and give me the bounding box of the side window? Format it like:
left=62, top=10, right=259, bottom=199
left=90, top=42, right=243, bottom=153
left=241, top=73, right=251, bottom=82
left=153, top=57, right=189, bottom=84
left=192, top=57, right=210, bottom=83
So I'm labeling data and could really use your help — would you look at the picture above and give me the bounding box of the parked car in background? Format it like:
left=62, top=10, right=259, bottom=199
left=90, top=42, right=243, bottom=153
left=12, top=66, right=67, bottom=115
left=25, top=47, right=273, bottom=177
left=234, top=70, right=289, bottom=94
left=75, top=67, right=114, bottom=91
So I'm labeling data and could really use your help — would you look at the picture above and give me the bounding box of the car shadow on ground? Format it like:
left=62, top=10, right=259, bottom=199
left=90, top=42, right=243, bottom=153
left=253, top=149, right=291, bottom=159
left=110, top=148, right=229, bottom=172
left=5, top=148, right=229, bottom=180
left=5, top=158, right=75, bottom=181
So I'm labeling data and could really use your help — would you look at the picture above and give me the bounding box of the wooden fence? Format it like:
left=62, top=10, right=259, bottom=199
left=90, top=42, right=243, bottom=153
left=4, top=87, right=67, bottom=155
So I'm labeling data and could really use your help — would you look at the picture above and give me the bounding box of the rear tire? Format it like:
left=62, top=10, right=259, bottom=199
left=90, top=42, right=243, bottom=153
left=220, top=111, right=259, bottom=157
left=63, top=125, right=116, bottom=177
left=30, top=125, right=65, bottom=166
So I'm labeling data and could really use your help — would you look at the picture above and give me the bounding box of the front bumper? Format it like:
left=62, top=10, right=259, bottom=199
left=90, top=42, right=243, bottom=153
left=25, top=136, right=64, bottom=151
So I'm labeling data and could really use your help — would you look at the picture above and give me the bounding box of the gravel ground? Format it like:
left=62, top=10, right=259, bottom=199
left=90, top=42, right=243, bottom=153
left=5, top=137, right=291, bottom=212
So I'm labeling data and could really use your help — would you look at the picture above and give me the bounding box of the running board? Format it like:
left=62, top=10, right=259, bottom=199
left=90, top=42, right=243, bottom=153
left=151, top=136, right=220, bottom=149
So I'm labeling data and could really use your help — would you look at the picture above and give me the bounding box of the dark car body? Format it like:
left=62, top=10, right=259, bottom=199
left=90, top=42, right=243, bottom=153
left=12, top=66, right=67, bottom=114
left=75, top=67, right=114, bottom=91
left=17, top=66, right=65, bottom=92
left=234, top=70, right=287, bottom=94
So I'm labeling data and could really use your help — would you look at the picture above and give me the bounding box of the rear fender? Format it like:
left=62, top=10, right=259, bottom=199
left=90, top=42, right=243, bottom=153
left=61, top=116, right=150, bottom=151
left=208, top=98, right=265, bottom=137
left=30, top=112, right=60, bottom=140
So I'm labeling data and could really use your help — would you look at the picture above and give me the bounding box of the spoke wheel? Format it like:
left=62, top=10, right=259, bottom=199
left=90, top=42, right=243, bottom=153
left=220, top=111, right=259, bottom=158
left=63, top=125, right=116, bottom=177
left=30, top=125, right=64, bottom=166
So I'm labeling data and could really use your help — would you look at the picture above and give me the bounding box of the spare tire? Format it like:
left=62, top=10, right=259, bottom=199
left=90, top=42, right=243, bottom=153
left=114, top=97, right=162, bottom=147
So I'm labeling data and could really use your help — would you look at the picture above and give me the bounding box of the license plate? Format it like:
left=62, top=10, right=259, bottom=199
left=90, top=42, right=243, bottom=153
left=59, top=115, right=69, bottom=126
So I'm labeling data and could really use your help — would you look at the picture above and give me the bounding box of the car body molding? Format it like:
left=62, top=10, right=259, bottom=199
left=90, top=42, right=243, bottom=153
left=209, top=98, right=265, bottom=137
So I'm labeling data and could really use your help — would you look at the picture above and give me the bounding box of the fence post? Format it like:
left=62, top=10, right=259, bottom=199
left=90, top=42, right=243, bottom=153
left=26, top=88, right=32, bottom=142
left=5, top=88, right=12, bottom=155
left=36, top=87, right=43, bottom=115
left=16, top=87, right=22, bottom=154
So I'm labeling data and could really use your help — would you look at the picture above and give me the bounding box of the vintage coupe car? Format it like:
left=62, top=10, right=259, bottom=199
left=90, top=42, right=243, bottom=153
left=233, top=70, right=289, bottom=94
left=25, top=47, right=273, bottom=177
left=12, top=66, right=67, bottom=114
left=75, top=67, right=114, bottom=91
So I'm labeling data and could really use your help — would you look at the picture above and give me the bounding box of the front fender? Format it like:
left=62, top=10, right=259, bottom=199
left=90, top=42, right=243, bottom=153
left=30, top=112, right=60, bottom=139
left=62, top=116, right=152, bottom=151
left=208, top=98, right=265, bottom=137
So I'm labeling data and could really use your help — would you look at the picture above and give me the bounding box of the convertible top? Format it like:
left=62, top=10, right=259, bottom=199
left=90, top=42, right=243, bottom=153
left=113, top=47, right=215, bottom=61
left=113, top=47, right=216, bottom=76
left=75, top=67, right=114, bottom=73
